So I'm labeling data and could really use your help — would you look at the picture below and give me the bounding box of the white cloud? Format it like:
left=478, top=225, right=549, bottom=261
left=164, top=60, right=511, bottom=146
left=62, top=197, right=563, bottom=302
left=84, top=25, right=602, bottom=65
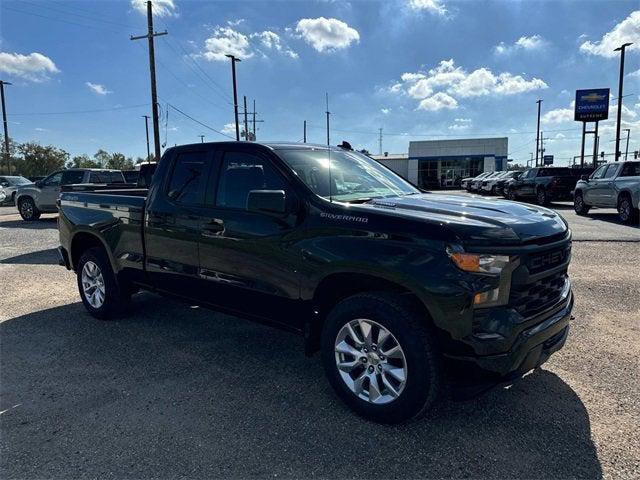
left=455, top=118, right=471, bottom=123
left=579, top=11, right=640, bottom=58
left=202, top=27, right=253, bottom=61
left=418, top=92, right=458, bottom=111
left=408, top=0, right=447, bottom=16
left=390, top=59, right=547, bottom=109
left=628, top=68, right=640, bottom=78
left=448, top=118, right=472, bottom=130
left=495, top=35, right=548, bottom=55
left=85, top=82, right=112, bottom=95
left=381, top=108, right=390, bottom=114
left=0, top=52, right=59, bottom=82
left=250, top=31, right=299, bottom=59
left=295, top=17, right=360, bottom=52
left=221, top=123, right=237, bottom=136
left=541, top=108, right=573, bottom=124
left=227, top=19, right=245, bottom=27
left=131, top=0, right=176, bottom=17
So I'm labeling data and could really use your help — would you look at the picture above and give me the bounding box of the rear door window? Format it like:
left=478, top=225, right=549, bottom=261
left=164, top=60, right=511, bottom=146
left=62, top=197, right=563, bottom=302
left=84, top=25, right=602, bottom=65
left=166, top=151, right=210, bottom=205
left=620, top=162, right=640, bottom=177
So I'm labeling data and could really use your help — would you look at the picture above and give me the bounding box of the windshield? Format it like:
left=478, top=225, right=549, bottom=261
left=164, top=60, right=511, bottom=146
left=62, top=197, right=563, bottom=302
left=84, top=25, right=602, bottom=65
left=277, top=148, right=419, bottom=202
left=7, top=176, right=32, bottom=186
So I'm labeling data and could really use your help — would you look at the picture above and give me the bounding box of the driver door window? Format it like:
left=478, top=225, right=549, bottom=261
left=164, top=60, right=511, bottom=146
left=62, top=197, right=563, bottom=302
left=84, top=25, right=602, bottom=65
left=43, top=172, right=63, bottom=187
left=590, top=165, right=606, bottom=179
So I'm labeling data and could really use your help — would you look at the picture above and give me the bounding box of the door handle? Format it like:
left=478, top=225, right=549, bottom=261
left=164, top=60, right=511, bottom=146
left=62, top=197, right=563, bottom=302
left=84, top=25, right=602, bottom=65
left=201, top=220, right=224, bottom=237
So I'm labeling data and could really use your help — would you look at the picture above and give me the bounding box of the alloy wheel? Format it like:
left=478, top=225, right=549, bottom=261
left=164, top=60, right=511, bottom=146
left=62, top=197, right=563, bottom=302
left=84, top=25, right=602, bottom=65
left=619, top=199, right=631, bottom=222
left=81, top=261, right=106, bottom=308
left=334, top=318, right=407, bottom=404
left=20, top=200, right=33, bottom=218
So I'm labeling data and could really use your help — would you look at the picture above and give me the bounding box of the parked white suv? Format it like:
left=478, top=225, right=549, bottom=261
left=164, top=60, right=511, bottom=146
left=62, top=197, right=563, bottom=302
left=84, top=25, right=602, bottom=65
left=15, top=168, right=125, bottom=220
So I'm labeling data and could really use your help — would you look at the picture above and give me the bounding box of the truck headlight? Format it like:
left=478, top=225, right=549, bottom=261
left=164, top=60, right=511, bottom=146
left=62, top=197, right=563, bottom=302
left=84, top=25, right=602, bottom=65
left=447, top=250, right=511, bottom=275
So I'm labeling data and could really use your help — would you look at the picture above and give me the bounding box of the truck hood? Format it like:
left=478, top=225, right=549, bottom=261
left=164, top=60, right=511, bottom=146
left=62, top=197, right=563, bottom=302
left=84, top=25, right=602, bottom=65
left=362, top=193, right=568, bottom=244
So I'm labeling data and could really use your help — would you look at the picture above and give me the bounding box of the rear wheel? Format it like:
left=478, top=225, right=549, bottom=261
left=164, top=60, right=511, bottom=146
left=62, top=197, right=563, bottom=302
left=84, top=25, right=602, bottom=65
left=18, top=197, right=41, bottom=221
left=574, top=192, right=591, bottom=215
left=618, top=194, right=639, bottom=225
left=506, top=187, right=517, bottom=200
left=321, top=292, right=442, bottom=423
left=77, top=247, right=130, bottom=320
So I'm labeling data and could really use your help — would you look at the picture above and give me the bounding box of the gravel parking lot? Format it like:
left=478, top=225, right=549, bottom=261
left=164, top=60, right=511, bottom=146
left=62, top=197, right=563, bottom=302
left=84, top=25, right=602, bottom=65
left=1, top=198, right=639, bottom=479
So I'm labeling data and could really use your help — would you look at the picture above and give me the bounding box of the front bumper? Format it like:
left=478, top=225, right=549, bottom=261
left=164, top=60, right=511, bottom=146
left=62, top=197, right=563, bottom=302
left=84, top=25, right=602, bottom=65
left=446, top=285, right=573, bottom=378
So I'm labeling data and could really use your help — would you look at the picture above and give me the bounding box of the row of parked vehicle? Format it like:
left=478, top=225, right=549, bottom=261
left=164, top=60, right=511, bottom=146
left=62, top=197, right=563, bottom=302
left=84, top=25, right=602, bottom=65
left=0, top=166, right=154, bottom=220
left=462, top=161, right=640, bottom=224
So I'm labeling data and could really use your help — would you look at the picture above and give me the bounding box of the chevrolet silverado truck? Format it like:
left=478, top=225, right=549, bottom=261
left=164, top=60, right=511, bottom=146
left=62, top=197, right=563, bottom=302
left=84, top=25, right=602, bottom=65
left=15, top=168, right=126, bottom=221
left=57, top=142, right=574, bottom=423
left=574, top=160, right=640, bottom=224
left=505, top=167, right=576, bottom=205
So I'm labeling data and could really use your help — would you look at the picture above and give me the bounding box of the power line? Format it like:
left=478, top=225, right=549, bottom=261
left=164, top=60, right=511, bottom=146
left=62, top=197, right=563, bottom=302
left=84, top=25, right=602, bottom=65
left=11, top=103, right=150, bottom=116
left=163, top=102, right=234, bottom=139
left=2, top=5, right=124, bottom=33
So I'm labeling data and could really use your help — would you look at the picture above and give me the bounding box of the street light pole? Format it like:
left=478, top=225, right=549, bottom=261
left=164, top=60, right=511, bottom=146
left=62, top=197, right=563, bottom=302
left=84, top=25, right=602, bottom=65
left=614, top=42, right=632, bottom=162
left=535, top=99, right=542, bottom=167
left=199, top=135, right=205, bottom=143
left=624, top=128, right=631, bottom=160
left=0, top=80, right=11, bottom=174
left=225, top=54, right=241, bottom=141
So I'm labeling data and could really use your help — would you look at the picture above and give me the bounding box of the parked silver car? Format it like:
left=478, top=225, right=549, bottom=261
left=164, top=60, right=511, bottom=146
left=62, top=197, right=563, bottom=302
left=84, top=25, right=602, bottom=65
left=15, top=168, right=125, bottom=220
left=0, top=175, right=33, bottom=205
left=573, top=161, right=639, bottom=224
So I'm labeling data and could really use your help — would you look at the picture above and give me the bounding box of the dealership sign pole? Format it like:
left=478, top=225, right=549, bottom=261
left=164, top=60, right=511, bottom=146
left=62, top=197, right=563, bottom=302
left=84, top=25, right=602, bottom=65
left=575, top=88, right=609, bottom=168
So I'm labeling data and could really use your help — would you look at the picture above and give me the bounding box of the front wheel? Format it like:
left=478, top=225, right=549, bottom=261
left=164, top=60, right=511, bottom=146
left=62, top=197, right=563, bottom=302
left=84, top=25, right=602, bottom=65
left=506, top=187, right=517, bottom=201
left=618, top=195, right=639, bottom=225
left=536, top=188, right=549, bottom=206
left=77, top=247, right=130, bottom=320
left=574, top=192, right=591, bottom=215
left=321, top=293, right=442, bottom=423
left=18, top=197, right=41, bottom=221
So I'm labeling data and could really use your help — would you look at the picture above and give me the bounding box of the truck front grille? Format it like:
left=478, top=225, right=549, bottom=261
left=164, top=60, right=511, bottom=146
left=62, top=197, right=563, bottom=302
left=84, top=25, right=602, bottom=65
left=509, top=270, right=568, bottom=318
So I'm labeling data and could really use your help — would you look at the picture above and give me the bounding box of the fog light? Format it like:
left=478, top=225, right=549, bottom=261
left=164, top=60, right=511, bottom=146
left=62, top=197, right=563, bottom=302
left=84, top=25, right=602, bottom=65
left=474, top=287, right=501, bottom=305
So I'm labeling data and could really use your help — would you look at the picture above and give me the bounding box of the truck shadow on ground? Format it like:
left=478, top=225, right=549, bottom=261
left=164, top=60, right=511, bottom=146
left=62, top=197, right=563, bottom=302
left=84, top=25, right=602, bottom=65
left=0, top=293, right=602, bottom=479
left=0, top=217, right=57, bottom=230
left=0, top=248, right=59, bottom=265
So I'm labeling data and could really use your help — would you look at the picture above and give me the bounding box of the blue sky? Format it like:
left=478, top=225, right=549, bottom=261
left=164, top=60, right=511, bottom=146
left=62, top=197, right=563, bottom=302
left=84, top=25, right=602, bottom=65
left=1, top=0, right=639, bottom=164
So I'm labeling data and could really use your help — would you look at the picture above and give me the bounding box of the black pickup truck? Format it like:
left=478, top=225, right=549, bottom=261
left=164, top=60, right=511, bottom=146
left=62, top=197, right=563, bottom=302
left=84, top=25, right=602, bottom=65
left=58, top=142, right=573, bottom=423
left=504, top=167, right=577, bottom=205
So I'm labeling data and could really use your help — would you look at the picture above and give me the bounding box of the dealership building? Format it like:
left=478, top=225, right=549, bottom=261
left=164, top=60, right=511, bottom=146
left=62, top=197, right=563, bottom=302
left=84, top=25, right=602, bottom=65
left=373, top=137, right=509, bottom=189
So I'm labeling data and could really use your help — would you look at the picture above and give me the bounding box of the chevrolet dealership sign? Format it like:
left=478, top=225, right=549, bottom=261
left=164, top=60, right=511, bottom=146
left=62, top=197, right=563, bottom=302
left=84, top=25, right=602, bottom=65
left=575, top=88, right=610, bottom=122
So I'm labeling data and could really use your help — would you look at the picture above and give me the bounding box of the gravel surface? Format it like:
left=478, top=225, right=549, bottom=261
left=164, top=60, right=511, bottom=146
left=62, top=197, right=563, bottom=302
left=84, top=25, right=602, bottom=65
left=1, top=203, right=638, bottom=479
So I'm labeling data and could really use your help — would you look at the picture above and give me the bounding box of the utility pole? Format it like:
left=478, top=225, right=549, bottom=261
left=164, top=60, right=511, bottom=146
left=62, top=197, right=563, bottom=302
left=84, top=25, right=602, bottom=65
left=624, top=128, right=631, bottom=160
left=303, top=120, right=307, bottom=143
left=131, top=1, right=167, bottom=162
left=0, top=80, right=11, bottom=174
left=199, top=135, right=205, bottom=143
left=325, top=93, right=330, bottom=146
left=243, top=95, right=249, bottom=141
left=379, top=128, right=383, bottom=155
left=614, top=42, right=632, bottom=161
left=225, top=54, right=241, bottom=141
left=535, top=99, right=542, bottom=167
left=142, top=115, right=151, bottom=163
left=252, top=99, right=256, bottom=141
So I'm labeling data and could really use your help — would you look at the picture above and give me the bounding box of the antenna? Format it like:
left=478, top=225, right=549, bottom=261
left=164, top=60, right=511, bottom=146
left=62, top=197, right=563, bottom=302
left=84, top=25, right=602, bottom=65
left=326, top=92, right=332, bottom=203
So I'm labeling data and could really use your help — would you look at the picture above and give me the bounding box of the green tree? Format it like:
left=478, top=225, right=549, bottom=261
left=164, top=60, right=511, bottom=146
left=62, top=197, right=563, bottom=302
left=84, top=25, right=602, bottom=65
left=0, top=135, right=21, bottom=175
left=106, top=152, right=134, bottom=170
left=15, top=142, right=69, bottom=177
left=68, top=154, right=101, bottom=169
left=93, top=149, right=111, bottom=167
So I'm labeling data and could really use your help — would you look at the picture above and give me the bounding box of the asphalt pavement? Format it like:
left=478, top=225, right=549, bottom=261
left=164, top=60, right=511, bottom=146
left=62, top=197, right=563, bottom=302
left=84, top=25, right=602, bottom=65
left=0, top=200, right=638, bottom=479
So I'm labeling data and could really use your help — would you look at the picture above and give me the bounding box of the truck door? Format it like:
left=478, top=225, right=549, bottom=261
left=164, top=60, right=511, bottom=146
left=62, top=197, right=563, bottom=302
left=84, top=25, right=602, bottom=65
left=197, top=147, right=303, bottom=330
left=584, top=165, right=607, bottom=205
left=599, top=164, right=620, bottom=206
left=520, top=168, right=538, bottom=196
left=144, top=148, right=216, bottom=297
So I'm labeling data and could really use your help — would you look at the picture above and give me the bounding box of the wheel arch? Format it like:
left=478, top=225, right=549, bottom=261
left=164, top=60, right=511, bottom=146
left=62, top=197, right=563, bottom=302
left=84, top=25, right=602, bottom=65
left=70, top=230, right=117, bottom=273
left=304, top=271, right=437, bottom=356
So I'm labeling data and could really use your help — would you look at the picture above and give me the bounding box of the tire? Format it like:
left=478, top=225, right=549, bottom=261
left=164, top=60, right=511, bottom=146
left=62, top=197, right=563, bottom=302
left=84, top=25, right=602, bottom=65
left=76, top=247, right=130, bottom=320
left=491, top=186, right=497, bottom=195
left=536, top=188, right=549, bottom=206
left=321, top=292, right=442, bottom=423
left=18, top=197, right=41, bottom=221
left=506, top=187, right=517, bottom=201
left=618, top=194, right=639, bottom=225
left=574, top=192, right=591, bottom=216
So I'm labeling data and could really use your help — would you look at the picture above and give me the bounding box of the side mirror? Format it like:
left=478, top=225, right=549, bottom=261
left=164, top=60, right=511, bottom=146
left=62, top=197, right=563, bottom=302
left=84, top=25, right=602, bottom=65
left=247, top=189, right=286, bottom=214
left=580, top=174, right=589, bottom=181
left=35, top=180, right=43, bottom=188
